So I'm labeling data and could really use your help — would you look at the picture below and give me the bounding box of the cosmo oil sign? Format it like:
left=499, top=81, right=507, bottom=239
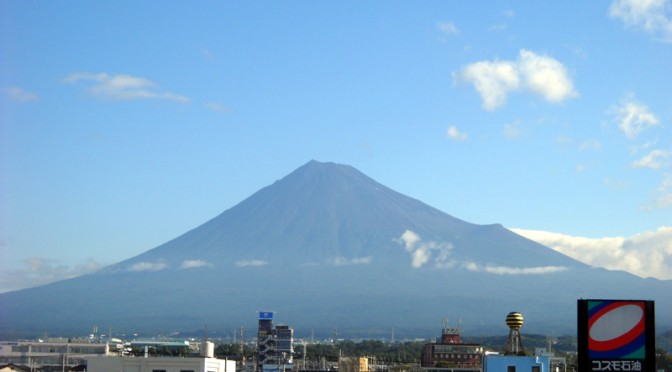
left=578, top=299, right=655, bottom=371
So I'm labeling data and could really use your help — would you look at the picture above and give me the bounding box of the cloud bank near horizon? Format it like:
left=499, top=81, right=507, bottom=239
left=0, top=258, right=103, bottom=293
left=512, top=226, right=672, bottom=280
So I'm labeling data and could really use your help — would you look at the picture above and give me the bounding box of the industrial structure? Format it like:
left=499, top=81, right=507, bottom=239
left=504, top=312, right=525, bottom=356
left=420, top=319, right=483, bottom=372
left=484, top=312, right=550, bottom=372
left=257, top=312, right=294, bottom=372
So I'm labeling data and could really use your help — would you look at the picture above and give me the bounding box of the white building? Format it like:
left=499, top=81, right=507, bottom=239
left=85, top=356, right=235, bottom=372
left=0, top=340, right=109, bottom=369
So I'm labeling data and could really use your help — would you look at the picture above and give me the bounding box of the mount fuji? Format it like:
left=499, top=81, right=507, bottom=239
left=1, top=161, right=670, bottom=339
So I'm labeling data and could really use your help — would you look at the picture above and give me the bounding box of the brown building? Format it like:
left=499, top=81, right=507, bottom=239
left=420, top=320, right=483, bottom=372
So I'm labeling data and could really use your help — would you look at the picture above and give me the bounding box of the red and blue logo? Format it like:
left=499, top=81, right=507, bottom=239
left=587, top=300, right=646, bottom=359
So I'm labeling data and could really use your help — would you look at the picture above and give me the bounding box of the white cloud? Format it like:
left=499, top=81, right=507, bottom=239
left=455, top=60, right=520, bottom=111
left=464, top=262, right=567, bottom=275
left=512, top=227, right=672, bottom=280
left=330, top=256, right=373, bottom=266
left=179, top=259, right=213, bottom=269
left=447, top=125, right=469, bottom=141
left=504, top=120, right=523, bottom=139
left=579, top=140, right=602, bottom=151
left=653, top=193, right=672, bottom=209
left=397, top=230, right=421, bottom=251
left=236, top=259, right=268, bottom=267
left=610, top=96, right=659, bottom=139
left=64, top=72, right=190, bottom=103
left=394, top=230, right=455, bottom=269
left=489, top=23, right=509, bottom=33
left=630, top=149, right=671, bottom=169
left=455, top=50, right=576, bottom=111
left=609, top=0, right=672, bottom=42
left=437, top=22, right=460, bottom=36
left=204, top=102, right=231, bottom=112
left=0, top=258, right=103, bottom=293
left=518, top=50, right=578, bottom=103
left=649, top=173, right=672, bottom=209
left=201, top=48, right=215, bottom=60
left=2, top=86, right=39, bottom=102
left=127, top=261, right=169, bottom=272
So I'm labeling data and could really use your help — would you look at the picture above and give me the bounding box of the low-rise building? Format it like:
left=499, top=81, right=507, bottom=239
left=338, top=357, right=368, bottom=372
left=0, top=340, right=109, bottom=370
left=483, top=355, right=550, bottom=372
left=420, top=320, right=483, bottom=372
left=85, top=355, right=235, bottom=372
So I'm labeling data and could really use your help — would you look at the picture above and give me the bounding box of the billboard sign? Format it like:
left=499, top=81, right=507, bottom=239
left=578, top=299, right=655, bottom=371
left=259, top=311, right=274, bottom=320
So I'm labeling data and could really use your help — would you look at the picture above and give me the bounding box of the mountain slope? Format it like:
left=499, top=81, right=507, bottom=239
left=107, top=160, right=583, bottom=270
left=0, top=160, right=669, bottom=339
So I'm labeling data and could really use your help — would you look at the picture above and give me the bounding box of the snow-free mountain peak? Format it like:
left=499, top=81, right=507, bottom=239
left=1, top=161, right=668, bottom=338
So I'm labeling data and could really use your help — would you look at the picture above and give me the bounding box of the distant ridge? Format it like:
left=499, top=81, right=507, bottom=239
left=1, top=160, right=670, bottom=339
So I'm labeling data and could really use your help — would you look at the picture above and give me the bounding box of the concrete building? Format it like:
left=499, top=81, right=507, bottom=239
left=534, top=348, right=566, bottom=372
left=420, top=320, right=483, bottom=372
left=85, top=355, right=235, bottom=372
left=0, top=340, right=109, bottom=370
left=338, top=357, right=368, bottom=372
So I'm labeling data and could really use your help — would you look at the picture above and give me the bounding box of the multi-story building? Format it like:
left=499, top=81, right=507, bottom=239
left=274, top=326, right=294, bottom=367
left=256, top=312, right=294, bottom=372
left=420, top=320, right=483, bottom=372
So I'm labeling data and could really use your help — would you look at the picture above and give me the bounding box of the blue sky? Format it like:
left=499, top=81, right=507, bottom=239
left=1, top=1, right=671, bottom=291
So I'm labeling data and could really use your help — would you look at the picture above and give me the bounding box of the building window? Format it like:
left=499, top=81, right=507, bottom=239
left=508, top=367, right=516, bottom=372
left=532, top=367, right=540, bottom=372
left=152, top=370, right=167, bottom=372
left=181, top=370, right=195, bottom=372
